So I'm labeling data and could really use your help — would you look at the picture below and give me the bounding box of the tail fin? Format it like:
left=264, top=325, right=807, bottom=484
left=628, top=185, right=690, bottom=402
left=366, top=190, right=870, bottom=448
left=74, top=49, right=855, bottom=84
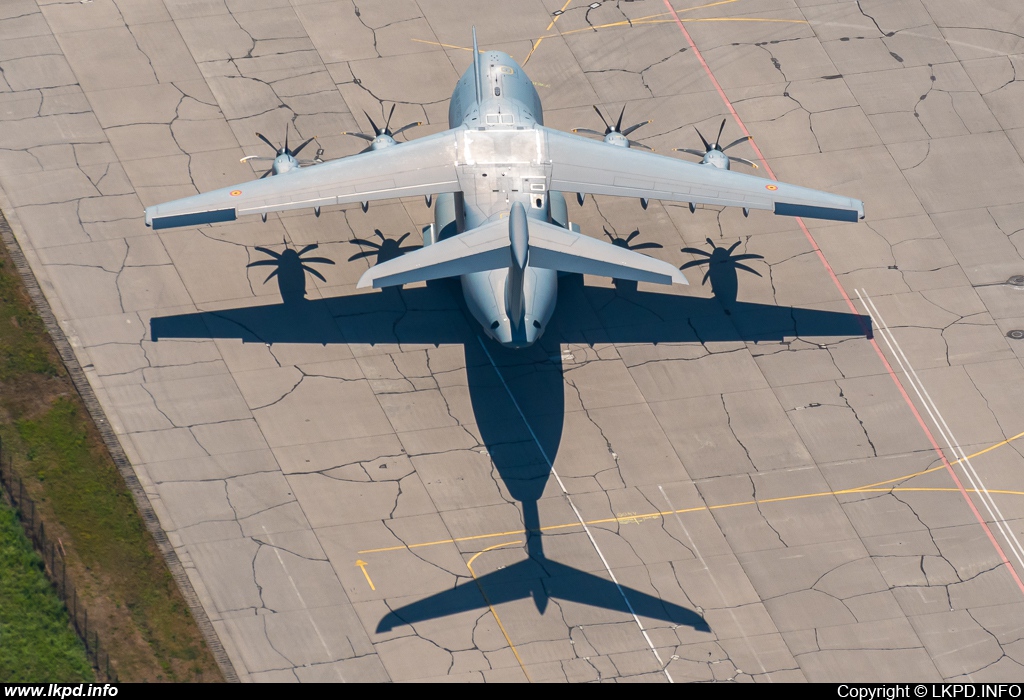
left=472, top=27, right=483, bottom=105
left=357, top=209, right=687, bottom=289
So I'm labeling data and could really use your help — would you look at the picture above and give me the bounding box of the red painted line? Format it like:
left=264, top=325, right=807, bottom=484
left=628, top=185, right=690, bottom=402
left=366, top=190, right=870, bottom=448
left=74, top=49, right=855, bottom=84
left=662, top=0, right=1024, bottom=595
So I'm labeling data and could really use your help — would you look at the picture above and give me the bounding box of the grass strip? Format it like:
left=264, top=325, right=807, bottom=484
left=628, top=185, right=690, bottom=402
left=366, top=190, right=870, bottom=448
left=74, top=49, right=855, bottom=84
left=0, top=240, right=222, bottom=681
left=0, top=500, right=93, bottom=682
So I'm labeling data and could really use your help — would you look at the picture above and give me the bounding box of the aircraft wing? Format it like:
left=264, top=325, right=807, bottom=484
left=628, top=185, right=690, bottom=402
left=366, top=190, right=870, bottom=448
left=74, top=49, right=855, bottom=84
left=144, top=129, right=462, bottom=230
left=542, top=127, right=864, bottom=223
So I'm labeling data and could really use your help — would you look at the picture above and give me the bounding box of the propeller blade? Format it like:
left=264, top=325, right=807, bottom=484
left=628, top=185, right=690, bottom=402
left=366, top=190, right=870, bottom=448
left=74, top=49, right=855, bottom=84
left=593, top=105, right=611, bottom=130
left=301, top=257, right=335, bottom=266
left=291, top=137, right=316, bottom=157
left=572, top=128, right=606, bottom=137
left=621, top=120, right=651, bottom=137
left=349, top=238, right=380, bottom=248
left=577, top=192, right=585, bottom=206
left=722, top=135, right=752, bottom=152
left=615, top=105, right=626, bottom=133
left=731, top=253, right=765, bottom=262
left=714, top=118, right=726, bottom=150
left=694, top=126, right=711, bottom=152
left=296, top=243, right=319, bottom=256
left=342, top=131, right=376, bottom=141
left=702, top=269, right=711, bottom=285
left=263, top=269, right=280, bottom=284
left=627, top=140, right=653, bottom=151
left=245, top=259, right=278, bottom=268
left=347, top=251, right=378, bottom=262
left=396, top=232, right=411, bottom=245
left=240, top=155, right=275, bottom=163
left=729, top=156, right=759, bottom=169
left=630, top=242, right=664, bottom=250
left=260, top=168, right=273, bottom=179
left=359, top=145, right=374, bottom=154
left=733, top=262, right=763, bottom=277
left=674, top=148, right=707, bottom=158
left=391, top=122, right=421, bottom=137
left=726, top=240, right=743, bottom=255
left=384, top=104, right=396, bottom=133
left=364, top=110, right=380, bottom=136
left=302, top=265, right=328, bottom=283
left=284, top=123, right=290, bottom=153
left=679, top=259, right=708, bottom=270
left=625, top=229, right=641, bottom=243
left=255, top=132, right=278, bottom=152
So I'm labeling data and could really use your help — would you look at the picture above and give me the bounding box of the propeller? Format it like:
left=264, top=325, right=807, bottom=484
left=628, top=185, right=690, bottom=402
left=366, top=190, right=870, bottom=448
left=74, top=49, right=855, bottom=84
left=240, top=124, right=323, bottom=178
left=342, top=104, right=422, bottom=153
left=573, top=105, right=653, bottom=150
left=674, top=119, right=757, bottom=170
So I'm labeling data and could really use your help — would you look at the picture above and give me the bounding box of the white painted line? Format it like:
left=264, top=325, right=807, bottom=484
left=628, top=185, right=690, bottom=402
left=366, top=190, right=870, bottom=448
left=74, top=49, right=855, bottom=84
left=478, top=337, right=674, bottom=683
left=658, top=485, right=768, bottom=680
left=261, top=525, right=346, bottom=682
left=855, top=290, right=1024, bottom=579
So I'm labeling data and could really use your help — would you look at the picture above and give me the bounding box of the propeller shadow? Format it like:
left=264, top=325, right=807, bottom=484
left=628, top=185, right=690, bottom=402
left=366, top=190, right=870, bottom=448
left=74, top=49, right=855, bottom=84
left=246, top=244, right=335, bottom=305
left=151, top=257, right=872, bottom=635
left=681, top=238, right=765, bottom=315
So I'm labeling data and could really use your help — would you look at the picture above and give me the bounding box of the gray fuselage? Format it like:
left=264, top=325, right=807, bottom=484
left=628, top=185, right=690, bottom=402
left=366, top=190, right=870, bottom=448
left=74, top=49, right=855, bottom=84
left=434, top=51, right=558, bottom=348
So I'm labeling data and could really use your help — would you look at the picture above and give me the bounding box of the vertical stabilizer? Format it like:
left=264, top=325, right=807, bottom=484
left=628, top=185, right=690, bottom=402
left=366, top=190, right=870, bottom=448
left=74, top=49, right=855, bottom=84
left=472, top=27, right=483, bottom=105
left=506, top=202, right=529, bottom=328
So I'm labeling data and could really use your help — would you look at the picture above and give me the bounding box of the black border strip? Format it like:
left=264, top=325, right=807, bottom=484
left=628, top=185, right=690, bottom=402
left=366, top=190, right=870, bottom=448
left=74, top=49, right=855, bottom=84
left=774, top=202, right=859, bottom=222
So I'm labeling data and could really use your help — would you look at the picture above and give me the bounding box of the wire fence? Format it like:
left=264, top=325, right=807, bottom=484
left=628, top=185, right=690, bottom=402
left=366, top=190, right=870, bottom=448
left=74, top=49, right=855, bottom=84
left=0, top=437, right=117, bottom=683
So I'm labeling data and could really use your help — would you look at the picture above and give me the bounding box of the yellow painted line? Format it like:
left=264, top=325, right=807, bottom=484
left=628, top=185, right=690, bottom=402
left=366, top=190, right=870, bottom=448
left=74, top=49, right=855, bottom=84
left=846, top=430, right=1024, bottom=493
left=413, top=2, right=804, bottom=66
left=410, top=38, right=475, bottom=52
left=359, top=429, right=1024, bottom=555
left=524, top=0, right=574, bottom=66
left=355, top=559, right=375, bottom=590
left=466, top=541, right=531, bottom=682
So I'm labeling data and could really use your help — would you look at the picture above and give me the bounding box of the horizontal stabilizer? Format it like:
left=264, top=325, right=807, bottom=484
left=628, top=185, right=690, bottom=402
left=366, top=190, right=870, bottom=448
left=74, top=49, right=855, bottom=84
left=357, top=213, right=687, bottom=289
left=527, top=219, right=687, bottom=285
left=357, top=217, right=512, bottom=288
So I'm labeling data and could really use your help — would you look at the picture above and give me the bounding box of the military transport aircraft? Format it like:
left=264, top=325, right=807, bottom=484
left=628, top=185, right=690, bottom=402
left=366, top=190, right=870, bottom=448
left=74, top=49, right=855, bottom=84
left=147, top=29, right=870, bottom=640
left=145, top=30, right=864, bottom=350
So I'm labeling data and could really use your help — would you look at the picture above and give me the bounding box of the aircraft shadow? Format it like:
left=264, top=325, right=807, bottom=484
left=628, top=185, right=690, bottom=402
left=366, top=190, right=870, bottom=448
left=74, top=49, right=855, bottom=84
left=151, top=255, right=872, bottom=635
